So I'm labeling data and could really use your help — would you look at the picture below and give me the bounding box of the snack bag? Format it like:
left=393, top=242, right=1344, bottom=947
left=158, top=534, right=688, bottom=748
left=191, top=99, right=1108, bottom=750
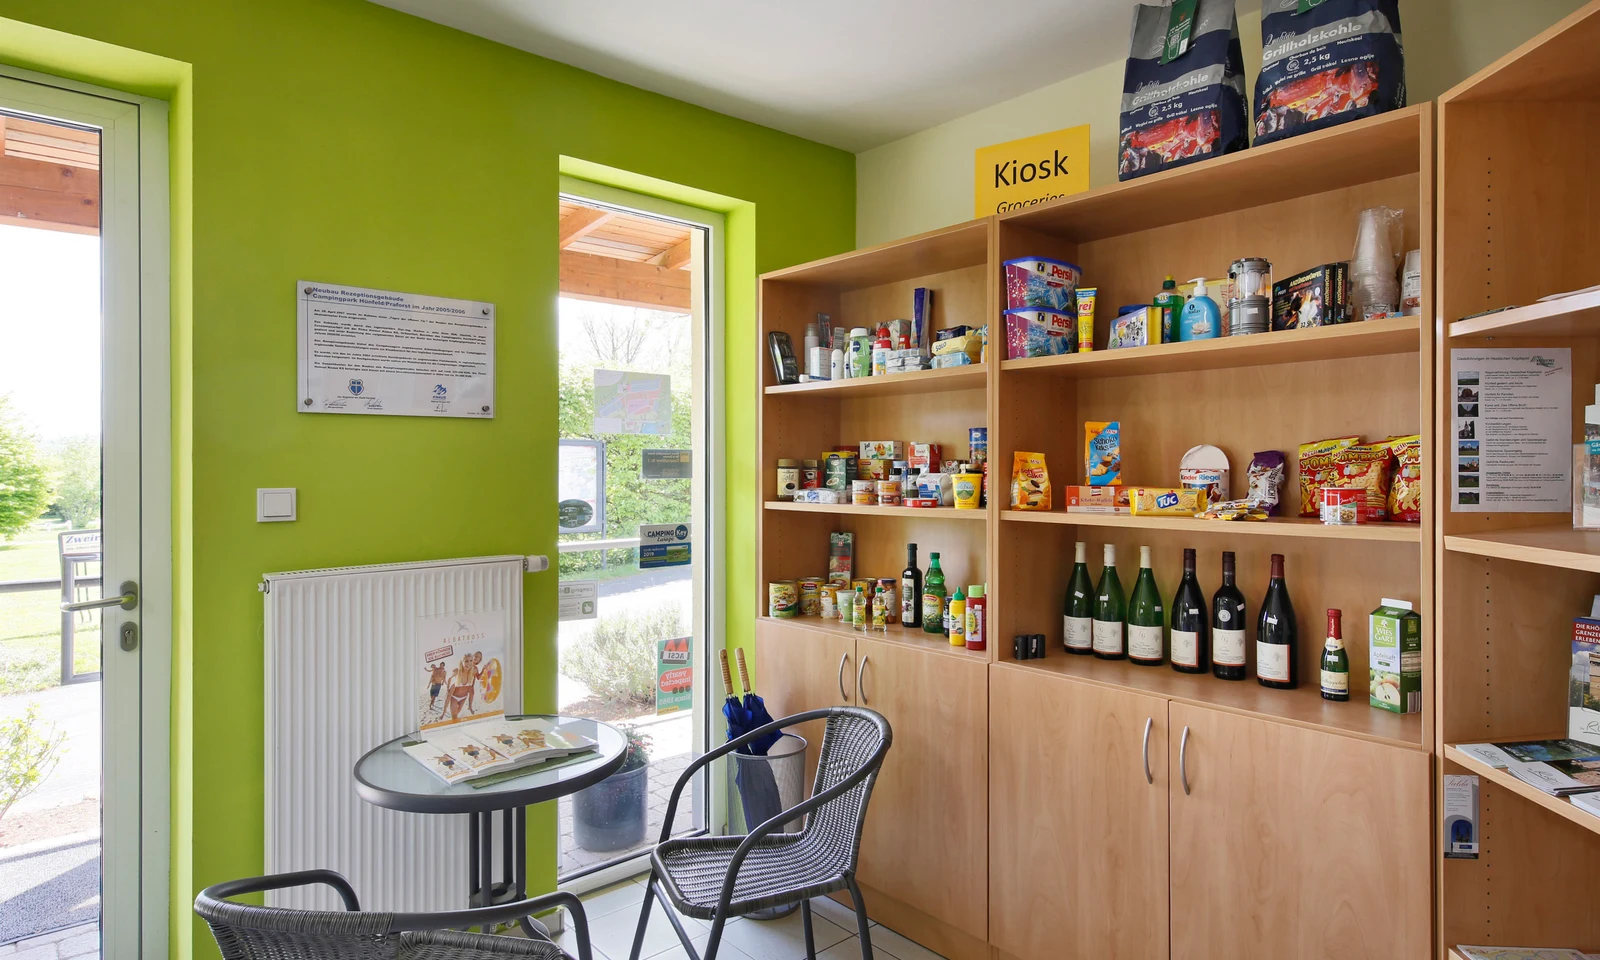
left=1386, top=434, right=1422, bottom=523
left=1297, top=436, right=1358, bottom=517
left=1253, top=0, right=1406, bottom=146
left=1086, top=421, right=1122, bottom=486
left=1329, top=441, right=1396, bottom=521
left=1120, top=0, right=1249, bottom=180
left=1247, top=450, right=1286, bottom=516
left=1010, top=452, right=1052, bottom=511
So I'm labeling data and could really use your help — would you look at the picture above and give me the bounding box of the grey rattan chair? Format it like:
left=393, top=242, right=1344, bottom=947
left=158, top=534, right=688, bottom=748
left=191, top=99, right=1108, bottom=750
left=195, top=869, right=591, bottom=960
left=628, top=706, right=892, bottom=960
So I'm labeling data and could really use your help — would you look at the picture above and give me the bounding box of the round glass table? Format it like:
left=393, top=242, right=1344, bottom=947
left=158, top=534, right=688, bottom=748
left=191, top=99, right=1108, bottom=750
left=354, top=715, right=626, bottom=932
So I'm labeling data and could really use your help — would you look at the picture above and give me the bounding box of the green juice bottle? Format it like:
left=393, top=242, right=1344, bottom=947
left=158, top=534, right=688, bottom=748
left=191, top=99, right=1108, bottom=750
left=922, top=552, right=947, bottom=635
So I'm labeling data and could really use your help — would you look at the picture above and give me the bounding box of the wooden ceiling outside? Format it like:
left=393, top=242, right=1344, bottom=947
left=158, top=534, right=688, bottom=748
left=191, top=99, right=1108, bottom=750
left=558, top=199, right=694, bottom=312
left=0, top=116, right=100, bottom=236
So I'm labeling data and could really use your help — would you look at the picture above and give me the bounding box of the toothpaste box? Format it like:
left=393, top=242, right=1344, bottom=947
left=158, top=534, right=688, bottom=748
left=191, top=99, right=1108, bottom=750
left=860, top=441, right=905, bottom=460
left=1370, top=599, right=1422, bottom=714
left=908, top=442, right=942, bottom=474
left=1063, top=485, right=1130, bottom=514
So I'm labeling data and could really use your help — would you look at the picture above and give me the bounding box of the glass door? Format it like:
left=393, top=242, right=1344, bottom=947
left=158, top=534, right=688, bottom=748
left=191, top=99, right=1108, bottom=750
left=553, top=181, right=722, bottom=882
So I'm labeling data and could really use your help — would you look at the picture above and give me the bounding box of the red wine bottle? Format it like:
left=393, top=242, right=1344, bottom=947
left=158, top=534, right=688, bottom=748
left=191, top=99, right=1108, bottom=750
left=1211, top=551, right=1247, bottom=681
left=1256, top=553, right=1298, bottom=689
left=1170, top=548, right=1209, bottom=674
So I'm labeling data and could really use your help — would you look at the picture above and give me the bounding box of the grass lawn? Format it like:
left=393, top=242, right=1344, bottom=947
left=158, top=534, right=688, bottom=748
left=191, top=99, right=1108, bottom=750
left=1, top=522, right=102, bottom=695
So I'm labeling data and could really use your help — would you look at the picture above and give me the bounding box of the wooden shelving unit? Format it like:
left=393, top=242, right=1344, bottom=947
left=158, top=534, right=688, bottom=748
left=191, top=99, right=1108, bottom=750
left=763, top=363, right=987, bottom=398
left=764, top=501, right=987, bottom=522
left=1434, top=6, right=1600, bottom=957
left=1004, top=509, right=1422, bottom=542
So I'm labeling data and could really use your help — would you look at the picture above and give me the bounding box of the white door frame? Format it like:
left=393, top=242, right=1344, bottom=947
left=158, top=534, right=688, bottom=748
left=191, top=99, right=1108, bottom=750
left=556, top=176, right=726, bottom=891
left=0, top=66, right=172, bottom=960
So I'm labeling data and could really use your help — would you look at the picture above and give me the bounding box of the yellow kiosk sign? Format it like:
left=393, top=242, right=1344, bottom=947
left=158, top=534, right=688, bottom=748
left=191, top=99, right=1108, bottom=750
left=974, top=124, right=1089, bottom=217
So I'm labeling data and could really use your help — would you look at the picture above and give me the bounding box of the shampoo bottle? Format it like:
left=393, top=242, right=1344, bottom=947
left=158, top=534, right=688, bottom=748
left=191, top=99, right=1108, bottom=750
left=1178, top=278, right=1221, bottom=341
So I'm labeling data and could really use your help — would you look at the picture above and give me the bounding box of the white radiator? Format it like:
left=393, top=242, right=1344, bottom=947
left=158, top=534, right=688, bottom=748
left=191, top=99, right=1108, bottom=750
left=262, top=555, right=527, bottom=912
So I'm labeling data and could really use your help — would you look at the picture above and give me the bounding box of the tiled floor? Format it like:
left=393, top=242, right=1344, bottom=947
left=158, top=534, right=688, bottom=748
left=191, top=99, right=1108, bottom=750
left=555, top=875, right=945, bottom=960
left=0, top=922, right=98, bottom=960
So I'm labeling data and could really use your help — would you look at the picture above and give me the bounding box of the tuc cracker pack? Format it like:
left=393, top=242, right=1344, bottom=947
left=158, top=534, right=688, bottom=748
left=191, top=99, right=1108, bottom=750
left=1369, top=598, right=1421, bottom=714
left=1086, top=421, right=1121, bottom=486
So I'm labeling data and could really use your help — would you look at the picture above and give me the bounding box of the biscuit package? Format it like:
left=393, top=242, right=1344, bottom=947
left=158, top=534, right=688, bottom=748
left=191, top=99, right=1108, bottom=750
left=1010, top=452, right=1052, bottom=511
left=1086, top=421, right=1122, bottom=486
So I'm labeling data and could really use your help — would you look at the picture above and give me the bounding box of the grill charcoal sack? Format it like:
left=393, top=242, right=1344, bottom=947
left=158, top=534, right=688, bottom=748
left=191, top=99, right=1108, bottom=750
left=1119, top=0, right=1248, bottom=182
left=1253, top=0, right=1405, bottom=145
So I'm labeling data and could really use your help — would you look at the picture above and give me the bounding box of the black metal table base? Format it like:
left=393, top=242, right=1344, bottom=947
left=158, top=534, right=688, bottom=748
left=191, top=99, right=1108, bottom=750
left=467, top=806, right=547, bottom=938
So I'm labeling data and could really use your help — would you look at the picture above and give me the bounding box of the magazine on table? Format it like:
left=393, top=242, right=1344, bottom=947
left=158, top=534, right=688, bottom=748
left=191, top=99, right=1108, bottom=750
left=403, top=717, right=598, bottom=785
left=1506, top=756, right=1600, bottom=796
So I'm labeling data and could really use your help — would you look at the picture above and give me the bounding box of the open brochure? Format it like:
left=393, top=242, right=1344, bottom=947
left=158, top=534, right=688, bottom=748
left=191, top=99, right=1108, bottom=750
left=1457, top=948, right=1600, bottom=960
left=403, top=717, right=597, bottom=785
left=1506, top=757, right=1600, bottom=796
left=1454, top=739, right=1600, bottom=768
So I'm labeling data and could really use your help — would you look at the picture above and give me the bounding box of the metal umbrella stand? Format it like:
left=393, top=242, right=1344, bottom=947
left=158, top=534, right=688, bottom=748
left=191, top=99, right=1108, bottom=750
left=731, top=731, right=808, bottom=920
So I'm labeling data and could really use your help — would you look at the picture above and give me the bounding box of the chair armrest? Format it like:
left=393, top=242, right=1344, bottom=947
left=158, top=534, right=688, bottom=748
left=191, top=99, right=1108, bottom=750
left=195, top=870, right=361, bottom=914
left=390, top=891, right=592, bottom=960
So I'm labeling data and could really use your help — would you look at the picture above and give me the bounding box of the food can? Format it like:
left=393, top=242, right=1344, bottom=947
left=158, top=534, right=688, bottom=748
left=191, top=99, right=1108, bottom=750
left=876, top=578, right=898, bottom=624
left=800, top=459, right=821, bottom=489
left=768, top=581, right=799, bottom=618
left=877, top=479, right=903, bottom=506
left=852, top=479, right=876, bottom=505
left=797, top=578, right=823, bottom=616
left=1320, top=486, right=1364, bottom=525
left=954, top=472, right=984, bottom=509
left=776, top=459, right=800, bottom=499
left=969, top=427, right=988, bottom=465
left=819, top=584, right=840, bottom=620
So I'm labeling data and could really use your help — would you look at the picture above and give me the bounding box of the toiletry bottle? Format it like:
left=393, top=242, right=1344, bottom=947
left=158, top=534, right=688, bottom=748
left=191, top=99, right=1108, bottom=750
left=804, top=321, right=821, bottom=379
left=1178, top=278, right=1221, bottom=341
left=872, top=323, right=891, bottom=377
left=830, top=330, right=846, bottom=380
left=1153, top=276, right=1184, bottom=344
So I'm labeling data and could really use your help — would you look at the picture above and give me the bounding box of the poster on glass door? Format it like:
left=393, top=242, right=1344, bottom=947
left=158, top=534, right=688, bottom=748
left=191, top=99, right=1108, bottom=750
left=1449, top=348, right=1571, bottom=512
left=297, top=280, right=495, bottom=418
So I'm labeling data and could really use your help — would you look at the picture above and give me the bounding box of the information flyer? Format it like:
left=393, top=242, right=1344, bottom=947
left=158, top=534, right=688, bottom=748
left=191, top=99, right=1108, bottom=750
left=297, top=281, right=495, bottom=418
left=1450, top=348, right=1571, bottom=512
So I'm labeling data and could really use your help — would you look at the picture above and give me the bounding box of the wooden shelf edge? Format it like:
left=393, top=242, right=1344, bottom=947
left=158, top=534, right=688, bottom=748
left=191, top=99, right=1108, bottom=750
left=1001, top=510, right=1422, bottom=543
left=1445, top=746, right=1600, bottom=838
left=759, top=218, right=990, bottom=287
left=995, top=658, right=1426, bottom=751
left=1448, top=289, right=1600, bottom=338
left=766, top=501, right=988, bottom=521
left=1000, top=316, right=1419, bottom=378
left=757, top=615, right=991, bottom=662
left=1443, top=528, right=1600, bottom=574
left=764, top=364, right=987, bottom=398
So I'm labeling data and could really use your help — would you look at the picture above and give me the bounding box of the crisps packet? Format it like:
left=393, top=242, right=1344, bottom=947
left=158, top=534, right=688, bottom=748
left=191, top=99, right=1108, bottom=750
left=1247, top=450, right=1286, bottom=516
left=1330, top=442, right=1396, bottom=521
left=1011, top=452, right=1052, bottom=510
left=1385, top=434, right=1422, bottom=523
left=1298, top=436, right=1358, bottom=517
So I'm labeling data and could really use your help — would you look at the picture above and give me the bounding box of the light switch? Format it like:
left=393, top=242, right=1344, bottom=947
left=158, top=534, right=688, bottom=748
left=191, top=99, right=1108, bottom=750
left=257, top=488, right=297, bottom=522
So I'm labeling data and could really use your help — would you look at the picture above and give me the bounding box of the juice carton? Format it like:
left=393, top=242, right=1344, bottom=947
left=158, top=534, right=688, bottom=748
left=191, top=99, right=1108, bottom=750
left=1369, top=599, right=1421, bottom=714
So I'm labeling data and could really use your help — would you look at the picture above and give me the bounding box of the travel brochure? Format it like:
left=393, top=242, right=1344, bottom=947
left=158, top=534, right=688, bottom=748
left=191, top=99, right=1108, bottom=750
left=1455, top=948, right=1600, bottom=960
left=403, top=717, right=598, bottom=785
left=417, top=611, right=508, bottom=732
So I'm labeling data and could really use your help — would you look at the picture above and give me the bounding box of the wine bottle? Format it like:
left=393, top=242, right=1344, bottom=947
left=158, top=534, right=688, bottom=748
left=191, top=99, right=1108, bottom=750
left=901, top=543, right=923, bottom=628
left=1170, top=547, right=1209, bottom=674
left=922, top=552, right=947, bottom=635
left=1127, top=546, right=1165, bottom=666
left=1320, top=608, right=1350, bottom=701
left=1257, top=553, right=1298, bottom=689
left=1092, top=544, right=1126, bottom=659
left=1063, top=541, right=1094, bottom=655
left=1212, top=551, right=1247, bottom=681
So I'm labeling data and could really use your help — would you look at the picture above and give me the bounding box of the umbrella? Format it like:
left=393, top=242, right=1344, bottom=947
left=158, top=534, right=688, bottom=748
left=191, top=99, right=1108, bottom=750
left=720, top=648, right=782, bottom=833
left=719, top=649, right=746, bottom=737
left=735, top=647, right=780, bottom=755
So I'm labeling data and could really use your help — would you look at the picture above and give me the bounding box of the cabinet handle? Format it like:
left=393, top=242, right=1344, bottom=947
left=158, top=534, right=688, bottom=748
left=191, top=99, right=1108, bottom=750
left=1141, top=717, right=1154, bottom=784
left=1179, top=725, right=1192, bottom=796
left=838, top=653, right=850, bottom=702
left=857, top=654, right=870, bottom=705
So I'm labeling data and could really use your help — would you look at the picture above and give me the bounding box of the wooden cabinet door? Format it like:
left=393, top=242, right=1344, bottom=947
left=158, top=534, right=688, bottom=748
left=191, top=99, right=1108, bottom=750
left=853, top=638, right=988, bottom=941
left=1167, top=703, right=1431, bottom=960
left=752, top=620, right=855, bottom=789
left=988, top=667, right=1170, bottom=960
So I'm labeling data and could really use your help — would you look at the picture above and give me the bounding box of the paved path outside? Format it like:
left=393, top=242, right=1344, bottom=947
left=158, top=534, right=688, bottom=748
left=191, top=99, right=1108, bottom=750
left=0, top=834, right=99, bottom=946
left=0, top=922, right=97, bottom=960
left=0, top=681, right=100, bottom=818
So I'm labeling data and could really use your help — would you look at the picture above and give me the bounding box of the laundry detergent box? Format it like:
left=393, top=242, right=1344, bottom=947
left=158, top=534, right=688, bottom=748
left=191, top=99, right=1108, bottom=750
left=1369, top=598, right=1421, bottom=714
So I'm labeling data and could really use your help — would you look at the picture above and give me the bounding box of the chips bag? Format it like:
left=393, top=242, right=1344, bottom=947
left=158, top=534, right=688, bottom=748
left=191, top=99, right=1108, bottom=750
left=1298, top=436, right=1359, bottom=517
left=1329, top=441, right=1395, bottom=521
left=1011, top=452, right=1051, bottom=511
left=1386, top=434, right=1422, bottom=523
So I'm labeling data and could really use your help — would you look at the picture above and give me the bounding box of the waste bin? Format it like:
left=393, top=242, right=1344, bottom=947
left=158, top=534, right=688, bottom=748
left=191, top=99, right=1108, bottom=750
left=731, top=731, right=807, bottom=919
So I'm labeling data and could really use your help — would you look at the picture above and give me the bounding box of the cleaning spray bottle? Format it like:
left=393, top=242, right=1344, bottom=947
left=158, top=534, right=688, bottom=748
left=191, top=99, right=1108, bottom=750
left=1178, top=277, right=1221, bottom=341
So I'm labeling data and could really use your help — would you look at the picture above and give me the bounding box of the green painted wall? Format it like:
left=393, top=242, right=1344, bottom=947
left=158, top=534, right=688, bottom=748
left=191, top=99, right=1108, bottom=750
left=0, top=2, right=855, bottom=957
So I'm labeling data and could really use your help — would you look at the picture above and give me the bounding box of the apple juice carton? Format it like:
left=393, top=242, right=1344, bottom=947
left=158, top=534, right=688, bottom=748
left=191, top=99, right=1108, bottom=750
left=1369, top=599, right=1421, bottom=714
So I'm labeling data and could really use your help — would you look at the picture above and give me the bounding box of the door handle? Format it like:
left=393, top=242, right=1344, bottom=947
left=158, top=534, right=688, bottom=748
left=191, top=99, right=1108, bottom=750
left=63, top=580, right=137, bottom=612
left=1141, top=717, right=1154, bottom=784
left=838, top=652, right=850, bottom=702
left=1179, top=725, right=1192, bottom=796
left=857, top=654, right=870, bottom=705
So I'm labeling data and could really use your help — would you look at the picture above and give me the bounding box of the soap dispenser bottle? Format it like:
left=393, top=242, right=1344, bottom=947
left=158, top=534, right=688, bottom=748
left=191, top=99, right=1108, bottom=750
left=1179, top=277, right=1221, bottom=341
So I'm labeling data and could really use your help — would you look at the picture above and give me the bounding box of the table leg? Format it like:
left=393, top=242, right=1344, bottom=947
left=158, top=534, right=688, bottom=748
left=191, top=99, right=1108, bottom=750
left=479, top=810, right=495, bottom=934
left=513, top=806, right=545, bottom=939
left=468, top=812, right=480, bottom=910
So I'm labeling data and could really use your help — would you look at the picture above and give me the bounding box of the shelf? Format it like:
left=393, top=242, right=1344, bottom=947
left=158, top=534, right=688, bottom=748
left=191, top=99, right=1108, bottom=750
left=766, top=501, right=988, bottom=521
left=1449, top=289, right=1600, bottom=338
left=764, top=364, right=986, bottom=399
left=999, top=654, right=1424, bottom=750
left=759, top=219, right=989, bottom=290
left=1002, top=510, right=1422, bottom=542
left=758, top=615, right=990, bottom=662
left=1445, top=746, right=1600, bottom=840
left=1000, top=315, right=1419, bottom=379
left=998, top=107, right=1424, bottom=243
left=1444, top=526, right=1600, bottom=574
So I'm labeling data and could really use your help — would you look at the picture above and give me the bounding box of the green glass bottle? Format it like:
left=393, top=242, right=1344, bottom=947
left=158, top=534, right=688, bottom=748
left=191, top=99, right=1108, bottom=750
left=1127, top=545, right=1166, bottom=666
left=1092, top=543, right=1126, bottom=659
left=1063, top=541, right=1094, bottom=654
left=1320, top=608, right=1350, bottom=701
left=922, top=552, right=947, bottom=635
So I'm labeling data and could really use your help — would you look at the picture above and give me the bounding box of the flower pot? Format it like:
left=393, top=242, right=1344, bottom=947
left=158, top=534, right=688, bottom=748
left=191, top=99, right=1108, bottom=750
left=573, top=763, right=649, bottom=853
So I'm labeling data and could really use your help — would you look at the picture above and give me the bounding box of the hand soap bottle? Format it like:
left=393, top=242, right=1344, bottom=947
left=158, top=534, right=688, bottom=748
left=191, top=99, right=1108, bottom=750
left=1178, top=278, right=1221, bottom=341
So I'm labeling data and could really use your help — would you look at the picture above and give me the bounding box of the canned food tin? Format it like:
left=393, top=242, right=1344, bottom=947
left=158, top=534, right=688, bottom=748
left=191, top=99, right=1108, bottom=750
left=768, top=581, right=799, bottom=618
left=798, top=578, right=823, bottom=617
left=852, top=479, right=876, bottom=505
left=969, top=427, right=988, bottom=465
left=875, top=578, right=898, bottom=624
left=819, top=584, right=840, bottom=620
left=800, top=459, right=821, bottom=489
left=877, top=479, right=903, bottom=506
left=1320, top=486, right=1365, bottom=525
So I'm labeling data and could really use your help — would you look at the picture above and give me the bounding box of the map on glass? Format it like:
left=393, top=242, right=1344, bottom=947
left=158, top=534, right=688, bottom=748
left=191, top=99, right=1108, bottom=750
left=593, top=369, right=671, bottom=435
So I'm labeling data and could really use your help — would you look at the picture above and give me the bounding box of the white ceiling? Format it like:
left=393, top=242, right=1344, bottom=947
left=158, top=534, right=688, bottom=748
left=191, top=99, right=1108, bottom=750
left=367, top=0, right=1155, bottom=152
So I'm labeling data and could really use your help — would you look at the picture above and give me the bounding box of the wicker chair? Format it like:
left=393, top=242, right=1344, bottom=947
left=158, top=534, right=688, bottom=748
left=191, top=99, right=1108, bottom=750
left=194, top=869, right=592, bottom=960
left=628, top=706, right=892, bottom=960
